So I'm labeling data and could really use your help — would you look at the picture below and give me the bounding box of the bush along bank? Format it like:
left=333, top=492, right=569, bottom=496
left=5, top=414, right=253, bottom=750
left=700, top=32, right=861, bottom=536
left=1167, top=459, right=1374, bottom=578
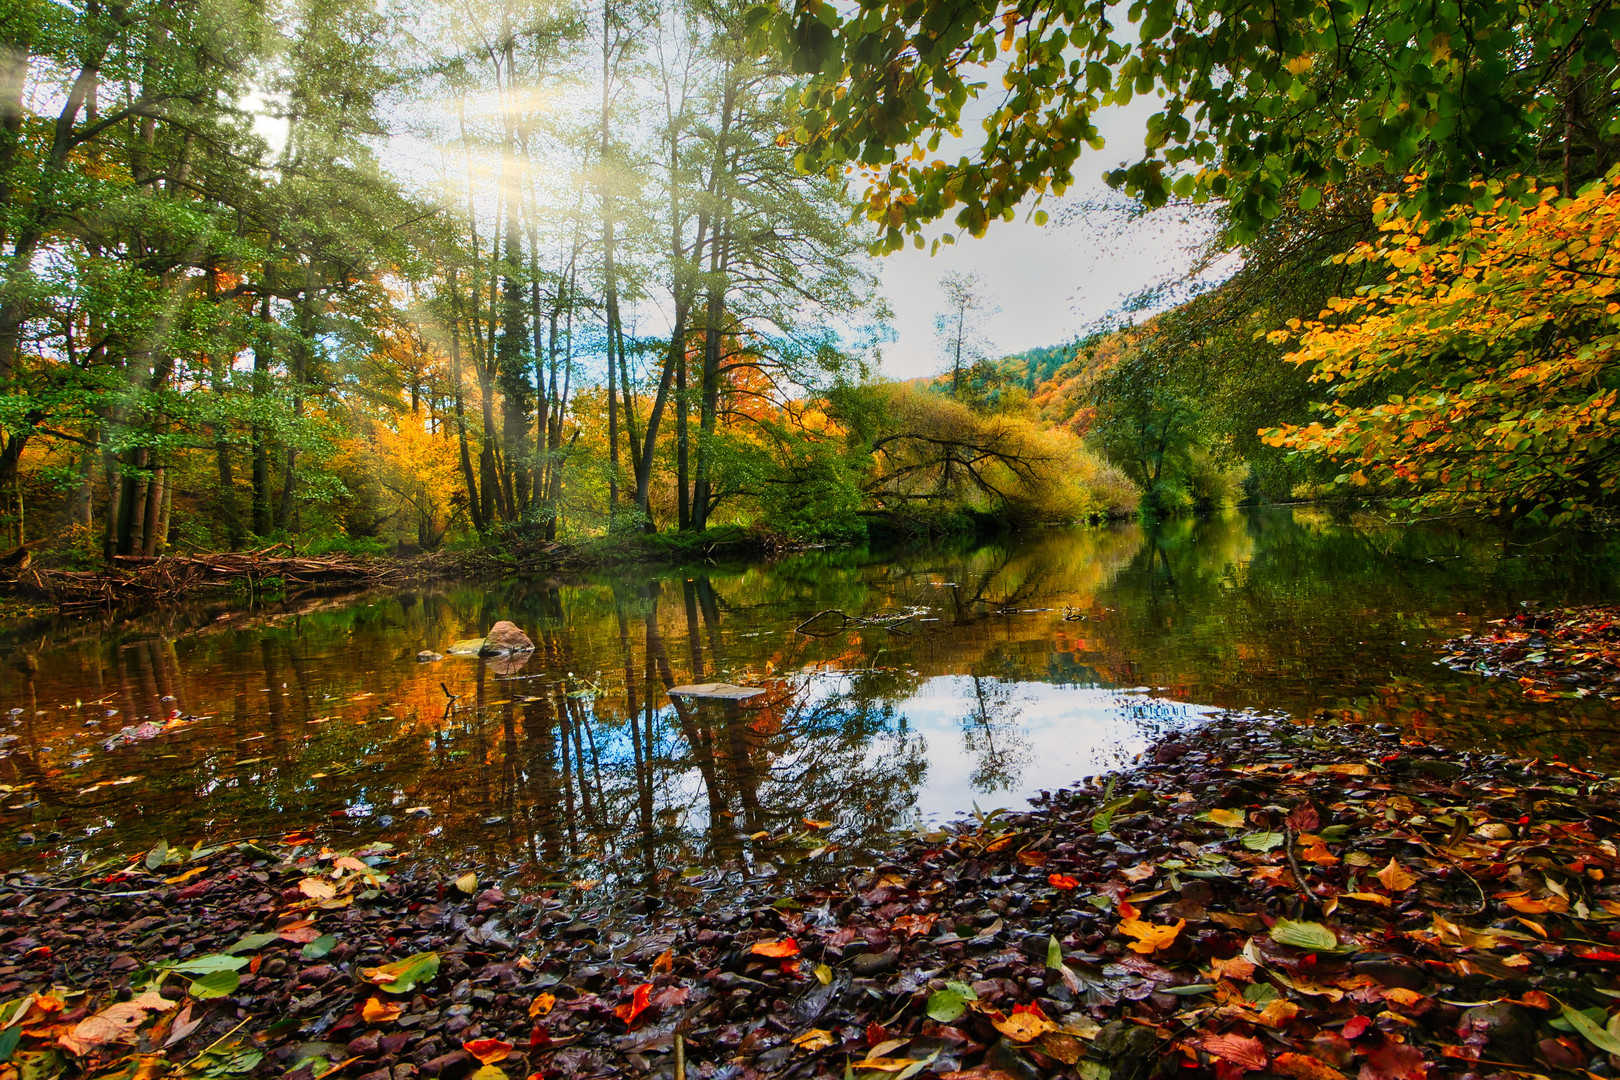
left=3, top=713, right=1620, bottom=1080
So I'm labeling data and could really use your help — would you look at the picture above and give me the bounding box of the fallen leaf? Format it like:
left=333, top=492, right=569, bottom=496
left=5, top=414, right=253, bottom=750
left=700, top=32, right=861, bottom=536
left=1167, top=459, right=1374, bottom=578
left=59, top=993, right=177, bottom=1055
left=1198, top=1032, right=1267, bottom=1072
left=1202, top=808, right=1248, bottom=828
left=1048, top=873, right=1080, bottom=890
left=1121, top=863, right=1157, bottom=882
left=991, top=1009, right=1054, bottom=1043
left=1357, top=1038, right=1427, bottom=1080
left=1119, top=916, right=1184, bottom=954
left=1376, top=859, right=1417, bottom=892
left=1273, top=1052, right=1349, bottom=1080
left=298, top=878, right=336, bottom=901
left=750, top=938, right=800, bottom=958
left=360, top=952, right=440, bottom=994
left=454, top=872, right=478, bottom=894
left=651, top=949, right=674, bottom=974
left=1340, top=892, right=1393, bottom=907
left=791, top=1029, right=834, bottom=1052
left=463, top=1039, right=513, bottom=1065
left=362, top=998, right=403, bottom=1023
left=853, top=1057, right=929, bottom=1072
left=528, top=993, right=556, bottom=1017
left=614, top=983, right=653, bottom=1026
left=1270, top=919, right=1339, bottom=951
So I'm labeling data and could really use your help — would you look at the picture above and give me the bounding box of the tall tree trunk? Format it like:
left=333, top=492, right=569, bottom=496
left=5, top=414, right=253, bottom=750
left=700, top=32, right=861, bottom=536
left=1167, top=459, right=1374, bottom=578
left=251, top=292, right=274, bottom=536
left=448, top=272, right=483, bottom=532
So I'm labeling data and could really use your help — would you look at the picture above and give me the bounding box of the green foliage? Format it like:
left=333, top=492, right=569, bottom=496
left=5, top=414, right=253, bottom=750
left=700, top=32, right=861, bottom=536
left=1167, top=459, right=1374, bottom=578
left=773, top=0, right=1620, bottom=250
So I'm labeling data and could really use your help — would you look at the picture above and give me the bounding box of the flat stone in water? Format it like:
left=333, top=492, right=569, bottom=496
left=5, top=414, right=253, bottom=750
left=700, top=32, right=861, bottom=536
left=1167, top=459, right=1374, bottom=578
left=666, top=682, right=765, bottom=700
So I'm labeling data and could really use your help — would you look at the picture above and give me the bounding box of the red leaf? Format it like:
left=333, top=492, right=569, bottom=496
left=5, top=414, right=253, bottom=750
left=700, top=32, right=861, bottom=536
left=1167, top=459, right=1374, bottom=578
left=1199, top=1033, right=1268, bottom=1072
left=1342, top=1017, right=1371, bottom=1040
left=463, top=1039, right=513, bottom=1065
left=613, top=983, right=653, bottom=1027
left=866, top=1022, right=889, bottom=1048
left=1286, top=805, right=1321, bottom=832
left=1011, top=1001, right=1050, bottom=1021
left=1048, top=874, right=1080, bottom=890
left=1358, top=1041, right=1427, bottom=1080
left=750, top=938, right=799, bottom=958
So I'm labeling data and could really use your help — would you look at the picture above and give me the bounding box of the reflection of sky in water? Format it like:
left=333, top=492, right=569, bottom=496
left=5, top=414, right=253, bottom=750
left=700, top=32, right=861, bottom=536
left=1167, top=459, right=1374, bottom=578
left=891, top=676, right=1214, bottom=825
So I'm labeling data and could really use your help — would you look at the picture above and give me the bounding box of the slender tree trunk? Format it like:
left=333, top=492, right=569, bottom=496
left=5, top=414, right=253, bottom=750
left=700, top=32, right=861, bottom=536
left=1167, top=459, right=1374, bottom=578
left=448, top=271, right=483, bottom=532
left=251, top=292, right=274, bottom=536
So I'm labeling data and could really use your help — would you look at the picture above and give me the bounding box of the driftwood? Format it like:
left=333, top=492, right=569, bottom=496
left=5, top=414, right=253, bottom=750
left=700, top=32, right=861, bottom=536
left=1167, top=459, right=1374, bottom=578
left=29, top=545, right=410, bottom=611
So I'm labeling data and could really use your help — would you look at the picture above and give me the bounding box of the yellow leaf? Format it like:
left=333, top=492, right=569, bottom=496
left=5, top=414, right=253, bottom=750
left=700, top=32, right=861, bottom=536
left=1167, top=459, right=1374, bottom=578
left=651, top=949, right=673, bottom=974
left=528, top=993, right=555, bottom=1017
left=1119, top=916, right=1185, bottom=954
left=791, top=1029, right=834, bottom=1051
left=853, top=1058, right=925, bottom=1072
left=163, top=866, right=208, bottom=885
left=1376, top=858, right=1417, bottom=892
left=1340, top=892, right=1392, bottom=906
left=454, top=872, right=477, bottom=894
left=299, top=878, right=336, bottom=900
left=1205, top=808, right=1246, bottom=828
left=1256, top=999, right=1300, bottom=1028
left=991, top=1011, right=1055, bottom=1043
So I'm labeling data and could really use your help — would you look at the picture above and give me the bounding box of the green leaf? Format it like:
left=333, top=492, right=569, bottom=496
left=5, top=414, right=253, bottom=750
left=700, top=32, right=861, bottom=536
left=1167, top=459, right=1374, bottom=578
left=926, top=981, right=977, bottom=1023
left=1078, top=1061, right=1112, bottom=1080
left=362, top=951, right=440, bottom=994
left=1243, top=983, right=1278, bottom=1004
left=145, top=840, right=170, bottom=872
left=1163, top=983, right=1216, bottom=995
left=1270, top=919, right=1339, bottom=951
left=301, top=935, right=337, bottom=960
left=1046, top=935, right=1064, bottom=970
left=0, top=1025, right=20, bottom=1064
left=188, top=970, right=241, bottom=1000
left=225, top=933, right=279, bottom=954
left=1299, top=186, right=1322, bottom=211
left=162, top=954, right=250, bottom=976
left=1562, top=1003, right=1620, bottom=1056
left=1241, top=831, right=1285, bottom=852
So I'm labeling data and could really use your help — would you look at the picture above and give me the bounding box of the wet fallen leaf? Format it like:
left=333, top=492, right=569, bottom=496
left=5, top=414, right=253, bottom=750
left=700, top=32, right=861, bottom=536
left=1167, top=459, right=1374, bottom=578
left=791, top=1028, right=834, bottom=1051
left=1270, top=918, right=1339, bottom=951
left=750, top=938, right=799, bottom=957
left=991, top=1003, right=1055, bottom=1042
left=1376, top=858, right=1417, bottom=892
left=1048, top=873, right=1080, bottom=890
left=1119, top=916, right=1184, bottom=954
left=527, top=993, right=556, bottom=1018
left=1203, top=808, right=1248, bottom=828
left=1198, top=1032, right=1267, bottom=1072
left=614, top=983, right=652, bottom=1026
left=463, top=1039, right=513, bottom=1064
left=454, top=872, right=478, bottom=894
left=362, top=998, right=403, bottom=1023
left=58, top=993, right=177, bottom=1055
left=360, top=951, right=440, bottom=994
left=1273, top=1052, right=1349, bottom=1080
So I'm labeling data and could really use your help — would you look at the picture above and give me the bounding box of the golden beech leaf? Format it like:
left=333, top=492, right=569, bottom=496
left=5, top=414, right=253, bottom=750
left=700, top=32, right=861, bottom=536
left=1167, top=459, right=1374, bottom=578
left=791, top=1029, right=834, bottom=1052
left=528, top=993, right=555, bottom=1018
left=1119, top=917, right=1185, bottom=954
left=1376, top=858, right=1417, bottom=892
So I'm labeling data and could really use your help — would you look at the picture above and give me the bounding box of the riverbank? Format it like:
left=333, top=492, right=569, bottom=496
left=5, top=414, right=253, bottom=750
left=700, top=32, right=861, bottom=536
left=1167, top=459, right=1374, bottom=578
left=1, top=526, right=798, bottom=614
left=6, top=712, right=1619, bottom=1080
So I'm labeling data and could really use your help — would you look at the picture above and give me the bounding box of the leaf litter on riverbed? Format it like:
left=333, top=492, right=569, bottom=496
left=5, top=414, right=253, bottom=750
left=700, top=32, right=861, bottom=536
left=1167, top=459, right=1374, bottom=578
left=1440, top=603, right=1620, bottom=700
left=6, top=714, right=1620, bottom=1080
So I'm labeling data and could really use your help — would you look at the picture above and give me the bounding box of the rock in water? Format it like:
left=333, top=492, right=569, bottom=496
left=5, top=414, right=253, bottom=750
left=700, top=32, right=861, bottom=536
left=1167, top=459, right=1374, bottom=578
left=479, top=621, right=535, bottom=656
left=416, top=651, right=444, bottom=663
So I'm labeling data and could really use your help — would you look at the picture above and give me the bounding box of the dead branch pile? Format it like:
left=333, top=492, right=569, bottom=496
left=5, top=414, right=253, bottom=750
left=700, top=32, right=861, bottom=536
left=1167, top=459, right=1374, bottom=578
left=27, top=545, right=410, bottom=611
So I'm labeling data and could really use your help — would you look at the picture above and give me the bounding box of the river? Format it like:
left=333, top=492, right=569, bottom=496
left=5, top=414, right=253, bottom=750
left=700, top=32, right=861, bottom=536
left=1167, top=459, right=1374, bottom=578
left=1, top=508, right=1615, bottom=886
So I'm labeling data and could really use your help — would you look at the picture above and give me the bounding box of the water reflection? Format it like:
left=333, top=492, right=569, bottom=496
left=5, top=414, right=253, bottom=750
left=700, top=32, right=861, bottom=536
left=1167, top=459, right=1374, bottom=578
left=1, top=509, right=1616, bottom=877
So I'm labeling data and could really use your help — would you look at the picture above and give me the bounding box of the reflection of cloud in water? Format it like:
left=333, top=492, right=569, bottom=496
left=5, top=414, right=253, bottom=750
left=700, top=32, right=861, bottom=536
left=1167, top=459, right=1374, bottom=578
left=893, top=676, right=1215, bottom=824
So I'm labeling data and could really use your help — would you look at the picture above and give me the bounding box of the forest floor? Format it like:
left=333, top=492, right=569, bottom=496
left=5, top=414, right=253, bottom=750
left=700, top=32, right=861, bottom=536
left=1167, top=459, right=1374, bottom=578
left=1439, top=605, right=1620, bottom=703
left=5, top=712, right=1620, bottom=1080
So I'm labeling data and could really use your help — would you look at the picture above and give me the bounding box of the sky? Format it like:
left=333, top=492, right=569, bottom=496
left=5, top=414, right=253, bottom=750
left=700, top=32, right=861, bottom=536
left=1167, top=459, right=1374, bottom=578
left=871, top=99, right=1219, bottom=382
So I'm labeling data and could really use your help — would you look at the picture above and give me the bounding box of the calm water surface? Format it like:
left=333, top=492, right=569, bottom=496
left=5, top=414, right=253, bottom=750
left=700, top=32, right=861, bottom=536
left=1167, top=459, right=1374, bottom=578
left=1, top=509, right=1616, bottom=883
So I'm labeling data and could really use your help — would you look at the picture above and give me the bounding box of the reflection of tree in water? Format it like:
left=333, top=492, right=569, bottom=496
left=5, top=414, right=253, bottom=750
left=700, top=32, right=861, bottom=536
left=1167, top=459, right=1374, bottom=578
left=958, top=675, right=1030, bottom=793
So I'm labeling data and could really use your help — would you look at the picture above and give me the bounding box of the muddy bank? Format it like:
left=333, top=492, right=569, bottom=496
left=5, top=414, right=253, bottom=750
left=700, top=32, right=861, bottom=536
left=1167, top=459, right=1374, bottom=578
left=6, top=713, right=1620, bottom=1080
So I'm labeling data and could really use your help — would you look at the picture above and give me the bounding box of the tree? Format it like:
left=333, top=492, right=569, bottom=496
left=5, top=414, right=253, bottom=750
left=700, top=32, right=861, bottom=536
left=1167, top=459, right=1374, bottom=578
left=1263, top=170, right=1620, bottom=527
left=768, top=0, right=1620, bottom=251
left=933, top=270, right=996, bottom=398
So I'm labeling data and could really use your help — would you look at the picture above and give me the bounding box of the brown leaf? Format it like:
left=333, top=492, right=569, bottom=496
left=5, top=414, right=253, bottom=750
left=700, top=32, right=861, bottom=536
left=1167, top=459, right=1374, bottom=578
left=59, top=993, right=177, bottom=1056
left=1273, top=1052, right=1349, bottom=1080
left=1357, top=1040, right=1428, bottom=1080
left=1037, top=1031, right=1083, bottom=1064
